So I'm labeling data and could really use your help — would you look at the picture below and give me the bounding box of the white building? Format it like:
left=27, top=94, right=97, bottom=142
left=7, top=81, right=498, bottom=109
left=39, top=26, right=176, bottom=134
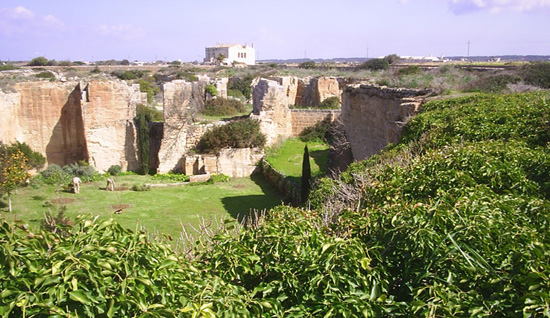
left=204, top=44, right=255, bottom=66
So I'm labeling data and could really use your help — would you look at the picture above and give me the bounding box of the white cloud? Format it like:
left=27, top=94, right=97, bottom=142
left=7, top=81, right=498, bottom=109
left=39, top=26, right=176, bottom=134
left=0, top=6, right=65, bottom=37
left=449, top=0, right=550, bottom=13
left=95, top=24, right=146, bottom=41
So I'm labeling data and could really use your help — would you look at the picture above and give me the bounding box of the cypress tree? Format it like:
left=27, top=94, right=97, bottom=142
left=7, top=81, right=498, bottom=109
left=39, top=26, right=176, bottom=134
left=136, top=105, right=150, bottom=175
left=301, top=145, right=312, bottom=204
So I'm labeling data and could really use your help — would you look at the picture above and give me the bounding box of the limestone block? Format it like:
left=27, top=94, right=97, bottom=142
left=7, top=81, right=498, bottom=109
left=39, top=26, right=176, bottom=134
left=251, top=79, right=292, bottom=146
left=342, top=85, right=429, bottom=161
left=157, top=80, right=206, bottom=173
left=82, top=80, right=140, bottom=172
left=216, top=148, right=263, bottom=178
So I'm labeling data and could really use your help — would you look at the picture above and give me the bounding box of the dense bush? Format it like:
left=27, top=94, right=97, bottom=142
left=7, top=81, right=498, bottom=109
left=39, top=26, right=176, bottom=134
left=318, top=96, right=341, bottom=108
left=201, top=98, right=246, bottom=116
left=228, top=75, right=254, bottom=99
left=138, top=79, right=161, bottom=104
left=299, top=120, right=331, bottom=142
left=0, top=217, right=251, bottom=317
left=358, top=58, right=390, bottom=71
left=299, top=61, right=316, bottom=69
left=35, top=71, right=55, bottom=79
left=205, top=84, right=218, bottom=97
left=107, top=165, right=122, bottom=176
left=0, top=141, right=45, bottom=169
left=521, top=62, right=550, bottom=88
left=465, top=73, right=521, bottom=93
left=28, top=56, right=49, bottom=66
left=195, top=119, right=266, bottom=154
left=0, top=64, right=17, bottom=71
left=397, top=65, right=421, bottom=76
left=40, top=164, right=68, bottom=185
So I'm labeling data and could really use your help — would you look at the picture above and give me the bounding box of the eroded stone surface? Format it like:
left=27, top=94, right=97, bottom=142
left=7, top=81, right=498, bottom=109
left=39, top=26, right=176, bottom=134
left=342, top=85, right=430, bottom=161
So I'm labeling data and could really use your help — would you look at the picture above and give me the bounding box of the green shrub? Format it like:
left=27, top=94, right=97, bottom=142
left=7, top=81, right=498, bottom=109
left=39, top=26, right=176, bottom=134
left=358, top=58, right=390, bottom=71
left=107, top=165, right=122, bottom=176
left=205, top=84, right=218, bottom=96
left=131, top=183, right=151, bottom=191
left=62, top=162, right=96, bottom=182
left=35, top=71, right=55, bottom=79
left=201, top=98, right=246, bottom=116
left=0, top=64, right=17, bottom=71
left=176, top=71, right=198, bottom=82
left=397, top=65, right=421, bottom=76
left=0, top=141, right=45, bottom=169
left=228, top=75, right=254, bottom=99
left=466, top=73, right=521, bottom=93
left=299, top=120, right=330, bottom=142
left=40, top=164, right=68, bottom=185
left=227, top=88, right=246, bottom=100
left=299, top=61, right=316, bottom=69
left=318, top=96, right=341, bottom=109
left=112, top=70, right=138, bottom=80
left=152, top=172, right=190, bottom=182
left=211, top=174, right=230, bottom=183
left=196, top=118, right=266, bottom=154
left=521, top=62, right=550, bottom=88
left=28, top=56, right=48, bottom=66
left=138, top=79, right=161, bottom=104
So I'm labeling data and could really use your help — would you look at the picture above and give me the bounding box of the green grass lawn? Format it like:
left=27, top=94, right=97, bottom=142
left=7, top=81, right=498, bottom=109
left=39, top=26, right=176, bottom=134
left=1, top=173, right=282, bottom=241
left=265, top=138, right=330, bottom=184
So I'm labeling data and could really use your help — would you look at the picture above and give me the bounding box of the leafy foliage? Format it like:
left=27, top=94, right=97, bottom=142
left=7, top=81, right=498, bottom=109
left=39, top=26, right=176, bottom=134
left=0, top=150, right=29, bottom=212
left=0, top=64, right=17, bottom=71
left=228, top=75, right=254, bottom=100
left=301, top=145, right=311, bottom=203
left=195, top=119, right=266, bottom=154
left=465, top=73, right=522, bottom=93
left=397, top=65, right=421, bottom=76
left=0, top=217, right=250, bottom=317
left=107, top=165, right=122, bottom=176
left=138, top=79, right=161, bottom=104
left=204, top=84, right=218, bottom=97
left=358, top=58, right=390, bottom=71
left=28, top=56, right=49, bottom=66
left=201, top=98, right=246, bottom=116
left=136, top=105, right=151, bottom=175
left=0, top=142, right=45, bottom=169
left=35, top=71, right=55, bottom=79
left=319, top=96, right=341, bottom=108
left=521, top=62, right=550, bottom=88
left=299, top=61, right=316, bottom=69
left=299, top=120, right=331, bottom=142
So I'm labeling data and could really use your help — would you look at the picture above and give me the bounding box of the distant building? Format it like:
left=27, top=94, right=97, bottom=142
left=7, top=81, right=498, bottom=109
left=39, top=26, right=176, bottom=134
left=204, top=44, right=255, bottom=66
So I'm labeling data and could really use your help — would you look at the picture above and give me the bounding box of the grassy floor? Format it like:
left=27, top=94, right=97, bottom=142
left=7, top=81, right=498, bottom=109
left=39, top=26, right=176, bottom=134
left=265, top=138, right=330, bottom=184
left=1, top=174, right=283, bottom=240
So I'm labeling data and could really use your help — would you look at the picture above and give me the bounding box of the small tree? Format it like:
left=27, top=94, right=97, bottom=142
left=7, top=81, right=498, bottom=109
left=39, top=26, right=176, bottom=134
left=0, top=150, right=30, bottom=213
left=28, top=56, right=49, bottom=66
left=136, top=106, right=150, bottom=175
left=301, top=145, right=312, bottom=204
left=216, top=54, right=226, bottom=65
left=359, top=58, right=390, bottom=71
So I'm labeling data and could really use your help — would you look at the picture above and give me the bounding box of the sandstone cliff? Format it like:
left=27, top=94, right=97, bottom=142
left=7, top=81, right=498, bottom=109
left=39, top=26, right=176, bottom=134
left=251, top=79, right=292, bottom=146
left=0, top=80, right=141, bottom=171
left=157, top=80, right=206, bottom=173
left=342, top=85, right=429, bottom=161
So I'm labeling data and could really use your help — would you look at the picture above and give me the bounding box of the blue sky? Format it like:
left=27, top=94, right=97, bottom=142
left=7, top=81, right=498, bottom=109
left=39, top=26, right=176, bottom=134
left=1, top=0, right=549, bottom=62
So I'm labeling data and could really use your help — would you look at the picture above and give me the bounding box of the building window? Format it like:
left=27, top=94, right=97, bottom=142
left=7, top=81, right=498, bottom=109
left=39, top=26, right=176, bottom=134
left=244, top=53, right=247, bottom=58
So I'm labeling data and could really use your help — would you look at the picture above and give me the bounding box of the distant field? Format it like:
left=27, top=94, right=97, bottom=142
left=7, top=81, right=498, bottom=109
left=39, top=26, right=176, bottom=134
left=265, top=138, right=330, bottom=183
left=0, top=174, right=283, bottom=240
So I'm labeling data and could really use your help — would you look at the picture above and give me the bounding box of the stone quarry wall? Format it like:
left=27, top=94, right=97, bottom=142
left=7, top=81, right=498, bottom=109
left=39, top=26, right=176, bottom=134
left=290, top=109, right=341, bottom=136
left=82, top=81, right=141, bottom=172
left=157, top=80, right=206, bottom=173
left=183, top=148, right=263, bottom=178
left=250, top=79, right=293, bottom=146
left=0, top=80, right=140, bottom=171
left=269, top=76, right=342, bottom=107
left=342, top=85, right=429, bottom=161
left=259, top=158, right=300, bottom=205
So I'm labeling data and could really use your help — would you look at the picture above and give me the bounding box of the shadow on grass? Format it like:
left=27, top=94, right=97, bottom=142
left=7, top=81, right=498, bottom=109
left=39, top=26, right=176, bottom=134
left=221, top=172, right=283, bottom=224
left=309, top=148, right=330, bottom=178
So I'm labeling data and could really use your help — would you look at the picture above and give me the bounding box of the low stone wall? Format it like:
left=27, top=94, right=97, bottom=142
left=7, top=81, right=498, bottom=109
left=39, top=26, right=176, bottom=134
left=290, top=109, right=341, bottom=136
left=183, top=148, right=263, bottom=178
left=259, top=159, right=300, bottom=206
